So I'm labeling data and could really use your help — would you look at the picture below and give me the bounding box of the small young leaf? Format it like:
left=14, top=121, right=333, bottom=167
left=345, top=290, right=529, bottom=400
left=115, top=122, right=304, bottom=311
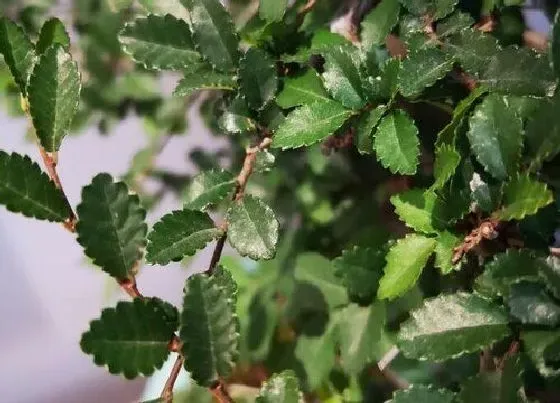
left=378, top=234, right=437, bottom=300
left=390, top=189, right=439, bottom=234
left=493, top=175, right=553, bottom=221
left=432, top=144, right=460, bottom=190
left=272, top=100, right=353, bottom=149
left=339, top=302, right=386, bottom=374
left=227, top=195, right=279, bottom=260
left=508, top=282, right=560, bottom=327
left=181, top=273, right=239, bottom=386
left=398, top=293, right=510, bottom=361
left=36, top=18, right=70, bottom=54
left=467, top=94, right=522, bottom=180
left=0, top=17, right=35, bottom=94
left=552, top=10, right=560, bottom=80
left=183, top=169, right=235, bottom=211
left=256, top=370, right=301, bottom=403
left=76, top=174, right=147, bottom=279
left=322, top=46, right=366, bottom=110
left=182, top=0, right=240, bottom=71
left=80, top=298, right=178, bottom=379
left=146, top=209, right=222, bottom=265
left=259, top=0, right=288, bottom=22
left=0, top=151, right=68, bottom=222
left=354, top=105, right=386, bottom=154
left=174, top=66, right=237, bottom=97
left=398, top=47, right=454, bottom=98
left=444, top=29, right=500, bottom=76
left=388, top=385, right=456, bottom=403
left=333, top=246, right=384, bottom=302
left=276, top=70, right=330, bottom=109
left=119, top=14, right=200, bottom=71
left=239, top=48, right=278, bottom=111
left=361, top=0, right=401, bottom=48
left=434, top=230, right=461, bottom=274
left=28, top=44, right=81, bottom=152
left=374, top=110, right=420, bottom=175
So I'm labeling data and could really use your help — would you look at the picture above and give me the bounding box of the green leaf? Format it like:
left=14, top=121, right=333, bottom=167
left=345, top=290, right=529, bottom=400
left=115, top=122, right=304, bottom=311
left=467, top=94, right=522, bottom=180
left=333, top=246, right=384, bottom=301
left=174, top=66, right=237, bottom=97
left=339, top=302, right=386, bottom=374
left=399, top=0, right=458, bottom=19
left=525, top=95, right=560, bottom=170
left=138, top=0, right=189, bottom=19
left=0, top=151, right=69, bottom=222
left=272, top=100, right=353, bottom=149
left=36, top=18, right=70, bottom=55
left=182, top=0, right=240, bottom=71
left=240, top=48, right=278, bottom=111
left=276, top=70, right=330, bottom=109
left=398, top=47, right=454, bottom=98
left=444, top=29, right=500, bottom=76
left=322, top=46, right=366, bottom=110
left=436, top=12, right=474, bottom=38
left=521, top=330, right=560, bottom=377
left=458, top=355, right=525, bottom=403
left=227, top=195, right=279, bottom=260
left=146, top=209, right=222, bottom=265
left=552, top=10, right=560, bottom=80
left=256, top=370, right=301, bottom=403
left=493, top=175, right=553, bottom=221
left=355, top=105, right=387, bottom=154
left=374, top=110, right=420, bottom=175
left=475, top=249, right=543, bottom=298
left=181, top=273, right=239, bottom=386
left=0, top=17, right=35, bottom=94
left=183, top=169, right=235, bottom=211
left=294, top=252, right=349, bottom=309
left=508, top=282, right=560, bottom=327
left=80, top=298, right=178, bottom=379
left=119, top=14, right=200, bottom=71
left=390, top=189, right=440, bottom=234
left=539, top=257, right=560, bottom=300
left=361, top=0, right=401, bottom=48
left=378, top=234, right=437, bottom=300
left=388, top=385, right=456, bottom=403
left=398, top=293, right=510, bottom=361
left=432, top=144, right=460, bottom=190
left=28, top=44, right=81, bottom=152
left=76, top=174, right=147, bottom=280
left=259, top=0, right=288, bottom=22
left=219, top=97, right=257, bottom=134
left=434, top=230, right=460, bottom=274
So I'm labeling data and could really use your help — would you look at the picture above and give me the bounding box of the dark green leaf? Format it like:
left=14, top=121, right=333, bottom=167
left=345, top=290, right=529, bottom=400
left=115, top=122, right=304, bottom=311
left=28, top=44, right=81, bottom=152
left=398, top=293, right=510, bottom=361
left=76, top=174, right=147, bottom=280
left=181, top=273, right=239, bottom=386
left=375, top=110, right=419, bottom=175
left=355, top=105, right=386, bottom=154
left=436, top=11, right=474, bottom=38
left=333, top=246, right=384, bottom=301
left=146, top=209, right=222, bottom=265
left=361, top=0, right=401, bottom=48
left=322, top=46, right=366, bottom=110
left=276, top=69, right=330, bottom=109
left=227, top=195, right=279, bottom=260
left=256, top=370, right=301, bottom=403
left=259, top=0, right=288, bottom=22
left=240, top=48, right=278, bottom=111
left=183, top=169, right=235, bottom=211
left=388, top=385, right=456, bottom=402
left=508, top=282, right=560, bottom=327
left=493, top=175, right=553, bottom=221
left=219, top=97, right=257, bottom=134
left=444, top=29, right=500, bottom=76
left=399, top=0, right=458, bottom=20
left=174, top=66, right=237, bottom=97
left=80, top=298, right=178, bottom=379
left=0, top=17, right=35, bottom=94
left=36, top=18, right=70, bottom=54
left=525, top=95, right=560, bottom=170
left=182, top=0, right=240, bottom=71
left=521, top=330, right=560, bottom=377
left=0, top=151, right=68, bottom=222
left=539, top=257, right=560, bottom=300
left=399, top=47, right=454, bottom=98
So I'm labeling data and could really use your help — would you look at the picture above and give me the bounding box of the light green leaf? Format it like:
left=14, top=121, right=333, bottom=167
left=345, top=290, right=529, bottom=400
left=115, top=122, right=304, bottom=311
left=272, top=100, right=353, bottom=149
left=182, top=0, right=240, bottom=71
left=0, top=17, right=35, bottom=94
left=183, top=169, right=235, bottom=211
left=322, top=46, right=366, bottom=110
left=339, top=302, right=386, bottom=374
left=36, top=18, right=70, bottom=55
left=276, top=70, right=330, bottom=109
left=444, top=29, right=500, bottom=76
left=256, top=370, right=302, bottom=403
left=146, top=209, right=222, bottom=265
left=119, top=14, right=200, bottom=71
left=28, top=44, right=81, bottom=152
left=0, top=151, right=69, bottom=222
left=467, top=94, right=522, bottom=180
left=552, top=10, right=560, bottom=80
left=432, top=144, right=460, bottom=189
left=80, top=298, right=178, bottom=379
left=355, top=105, right=386, bottom=154
left=361, top=0, right=401, bottom=48
left=240, top=48, right=278, bottom=110
left=434, top=230, right=461, bottom=274
left=76, top=174, right=147, bottom=280
left=181, top=273, right=239, bottom=386
left=227, top=195, right=279, bottom=260
left=174, top=66, right=237, bottom=97
left=508, top=282, right=560, bottom=327
left=378, top=234, right=437, bottom=300
left=388, top=385, right=456, bottom=403
left=294, top=252, right=349, bottom=309
left=399, top=47, right=454, bottom=98
left=390, top=189, right=439, bottom=234
left=259, top=0, right=288, bottom=22
left=493, top=175, right=553, bottom=221
left=398, top=292, right=510, bottom=361
left=374, top=110, right=420, bottom=175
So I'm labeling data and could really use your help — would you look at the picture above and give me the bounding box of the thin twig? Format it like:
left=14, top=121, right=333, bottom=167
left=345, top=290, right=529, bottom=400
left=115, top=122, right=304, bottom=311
left=160, top=354, right=185, bottom=403
left=210, top=381, right=235, bottom=403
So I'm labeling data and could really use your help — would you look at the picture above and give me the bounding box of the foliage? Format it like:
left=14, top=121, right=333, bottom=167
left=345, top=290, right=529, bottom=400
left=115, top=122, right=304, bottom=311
left=1, top=0, right=560, bottom=402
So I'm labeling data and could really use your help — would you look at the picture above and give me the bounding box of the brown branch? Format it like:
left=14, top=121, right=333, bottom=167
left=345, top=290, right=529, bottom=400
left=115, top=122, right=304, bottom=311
left=452, top=219, right=500, bottom=264
left=160, top=354, right=185, bottom=403
left=210, top=381, right=235, bottom=403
